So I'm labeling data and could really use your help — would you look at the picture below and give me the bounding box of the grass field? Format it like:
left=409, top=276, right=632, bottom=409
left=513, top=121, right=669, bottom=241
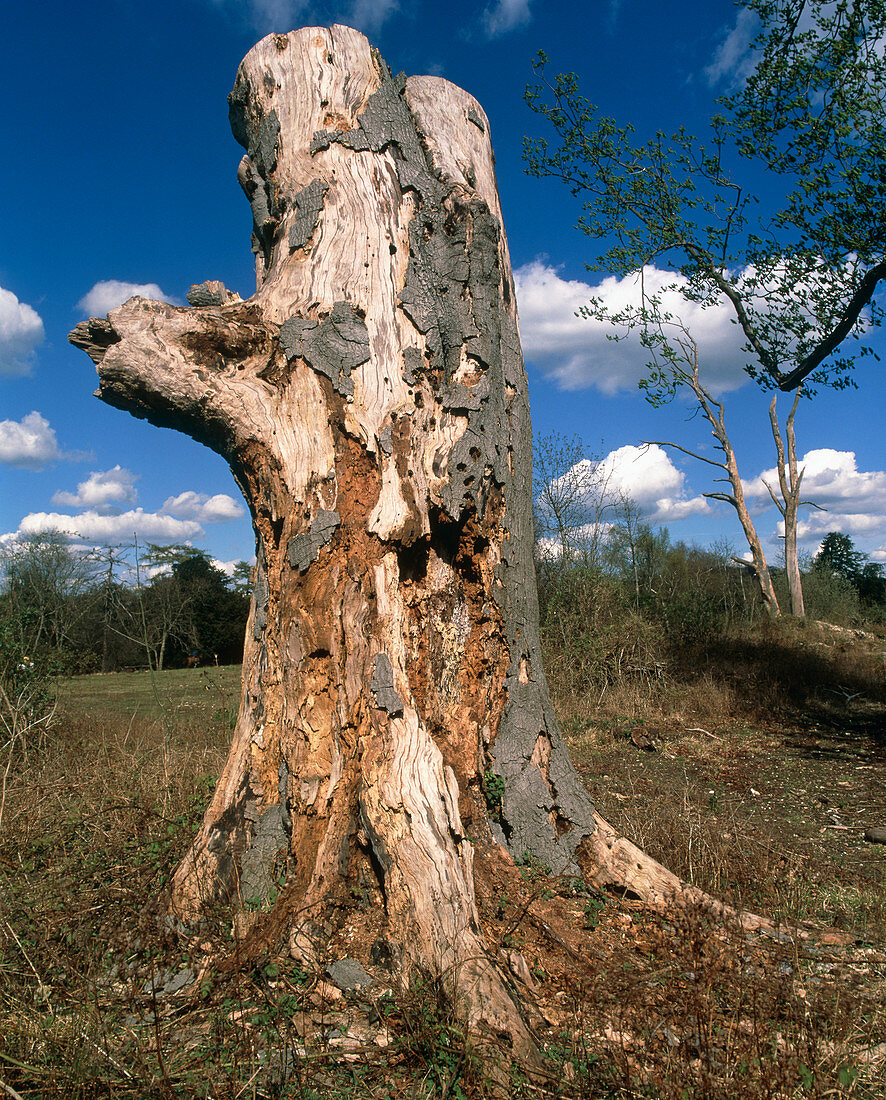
left=1, top=629, right=885, bottom=1098
left=58, top=663, right=243, bottom=721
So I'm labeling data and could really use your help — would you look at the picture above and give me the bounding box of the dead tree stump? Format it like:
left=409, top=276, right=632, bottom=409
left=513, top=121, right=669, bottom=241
left=70, top=25, right=606, bottom=1051
left=72, top=24, right=774, bottom=1058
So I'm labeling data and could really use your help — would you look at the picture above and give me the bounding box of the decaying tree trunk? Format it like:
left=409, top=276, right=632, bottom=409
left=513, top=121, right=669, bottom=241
left=71, top=25, right=601, bottom=1053
left=69, top=26, right=776, bottom=1059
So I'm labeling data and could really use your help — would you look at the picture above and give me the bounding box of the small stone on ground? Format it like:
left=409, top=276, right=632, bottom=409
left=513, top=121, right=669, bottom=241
left=326, top=958, right=375, bottom=992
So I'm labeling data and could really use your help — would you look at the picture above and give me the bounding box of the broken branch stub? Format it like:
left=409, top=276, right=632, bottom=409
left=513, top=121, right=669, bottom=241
left=69, top=24, right=603, bottom=1048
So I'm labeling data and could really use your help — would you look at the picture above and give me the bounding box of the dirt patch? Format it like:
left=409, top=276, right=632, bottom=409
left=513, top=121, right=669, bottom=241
left=566, top=699, right=886, bottom=939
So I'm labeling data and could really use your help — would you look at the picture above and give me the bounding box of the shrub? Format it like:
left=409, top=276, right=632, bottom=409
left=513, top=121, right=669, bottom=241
left=802, top=567, right=860, bottom=624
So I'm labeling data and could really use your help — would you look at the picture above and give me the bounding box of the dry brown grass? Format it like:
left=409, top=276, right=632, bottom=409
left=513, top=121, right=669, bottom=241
left=0, top=682, right=231, bottom=1098
left=0, top=630, right=884, bottom=1098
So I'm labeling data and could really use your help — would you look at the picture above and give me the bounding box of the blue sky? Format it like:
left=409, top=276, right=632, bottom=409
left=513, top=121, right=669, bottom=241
left=1, top=0, right=884, bottom=572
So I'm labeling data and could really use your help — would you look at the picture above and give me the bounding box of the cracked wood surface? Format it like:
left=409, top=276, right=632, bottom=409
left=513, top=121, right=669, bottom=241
left=69, top=25, right=604, bottom=1055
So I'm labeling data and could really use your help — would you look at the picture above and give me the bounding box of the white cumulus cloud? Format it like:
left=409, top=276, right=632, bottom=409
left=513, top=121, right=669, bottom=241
left=745, top=448, right=886, bottom=513
left=598, top=444, right=710, bottom=524
left=647, top=495, right=712, bottom=524
left=0, top=412, right=62, bottom=469
left=514, top=261, right=751, bottom=395
left=162, top=491, right=244, bottom=523
left=745, top=448, right=886, bottom=552
left=482, top=0, right=531, bottom=36
left=0, top=287, right=44, bottom=377
left=16, top=509, right=203, bottom=544
left=706, top=7, right=759, bottom=88
left=51, top=465, right=139, bottom=512
left=545, top=444, right=709, bottom=528
left=795, top=512, right=884, bottom=541
left=212, top=558, right=248, bottom=578
left=77, top=280, right=173, bottom=316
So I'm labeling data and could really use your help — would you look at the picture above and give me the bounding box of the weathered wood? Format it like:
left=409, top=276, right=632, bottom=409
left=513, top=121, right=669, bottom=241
left=70, top=25, right=603, bottom=1052
left=69, top=25, right=807, bottom=1057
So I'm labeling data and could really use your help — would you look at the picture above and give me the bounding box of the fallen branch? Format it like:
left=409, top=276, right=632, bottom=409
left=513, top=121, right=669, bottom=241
left=685, top=726, right=723, bottom=741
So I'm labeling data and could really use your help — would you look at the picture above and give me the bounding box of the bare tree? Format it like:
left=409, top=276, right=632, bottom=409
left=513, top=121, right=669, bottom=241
left=525, top=0, right=886, bottom=615
left=636, top=325, right=783, bottom=617
left=760, top=388, right=824, bottom=618
left=533, top=433, right=614, bottom=567
left=641, top=327, right=822, bottom=618
left=85, top=543, right=136, bottom=672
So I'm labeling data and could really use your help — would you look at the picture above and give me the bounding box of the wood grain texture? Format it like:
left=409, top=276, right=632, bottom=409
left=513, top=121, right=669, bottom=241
left=69, top=24, right=604, bottom=1053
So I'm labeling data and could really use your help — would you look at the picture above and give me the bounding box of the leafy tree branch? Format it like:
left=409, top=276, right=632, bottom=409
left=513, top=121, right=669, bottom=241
left=524, top=0, right=886, bottom=392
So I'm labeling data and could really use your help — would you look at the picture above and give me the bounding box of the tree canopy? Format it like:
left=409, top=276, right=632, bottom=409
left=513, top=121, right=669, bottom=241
left=524, top=0, right=886, bottom=394
left=813, top=531, right=886, bottom=604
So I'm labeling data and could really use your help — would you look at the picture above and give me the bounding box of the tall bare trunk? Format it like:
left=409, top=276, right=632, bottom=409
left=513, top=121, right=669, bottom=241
left=765, top=389, right=807, bottom=617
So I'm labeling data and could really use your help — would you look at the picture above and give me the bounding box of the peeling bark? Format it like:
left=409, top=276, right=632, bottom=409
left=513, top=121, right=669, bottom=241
left=69, top=25, right=602, bottom=1054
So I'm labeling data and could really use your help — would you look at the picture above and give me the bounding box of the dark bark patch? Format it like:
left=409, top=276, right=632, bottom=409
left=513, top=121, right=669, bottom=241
left=252, top=108, right=280, bottom=176
left=289, top=179, right=330, bottom=252
left=237, top=155, right=272, bottom=256
left=310, top=69, right=430, bottom=197
left=240, top=803, right=288, bottom=905
left=493, top=678, right=596, bottom=874
left=280, top=302, right=371, bottom=396
left=441, top=376, right=491, bottom=412
left=370, top=653, right=404, bottom=716
left=401, top=346, right=424, bottom=386
left=229, top=71, right=282, bottom=266
left=186, top=281, right=238, bottom=307
left=287, top=509, right=341, bottom=572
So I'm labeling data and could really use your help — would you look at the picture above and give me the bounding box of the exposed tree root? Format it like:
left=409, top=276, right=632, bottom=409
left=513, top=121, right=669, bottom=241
left=581, top=811, right=854, bottom=945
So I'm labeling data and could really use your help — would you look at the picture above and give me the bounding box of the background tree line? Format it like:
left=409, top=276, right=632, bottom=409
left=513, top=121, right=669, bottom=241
left=0, top=533, right=251, bottom=676
left=3, top=469, right=883, bottom=689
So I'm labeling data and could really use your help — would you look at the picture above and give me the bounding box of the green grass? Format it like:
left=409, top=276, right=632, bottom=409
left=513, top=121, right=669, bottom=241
left=57, top=662, right=242, bottom=720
